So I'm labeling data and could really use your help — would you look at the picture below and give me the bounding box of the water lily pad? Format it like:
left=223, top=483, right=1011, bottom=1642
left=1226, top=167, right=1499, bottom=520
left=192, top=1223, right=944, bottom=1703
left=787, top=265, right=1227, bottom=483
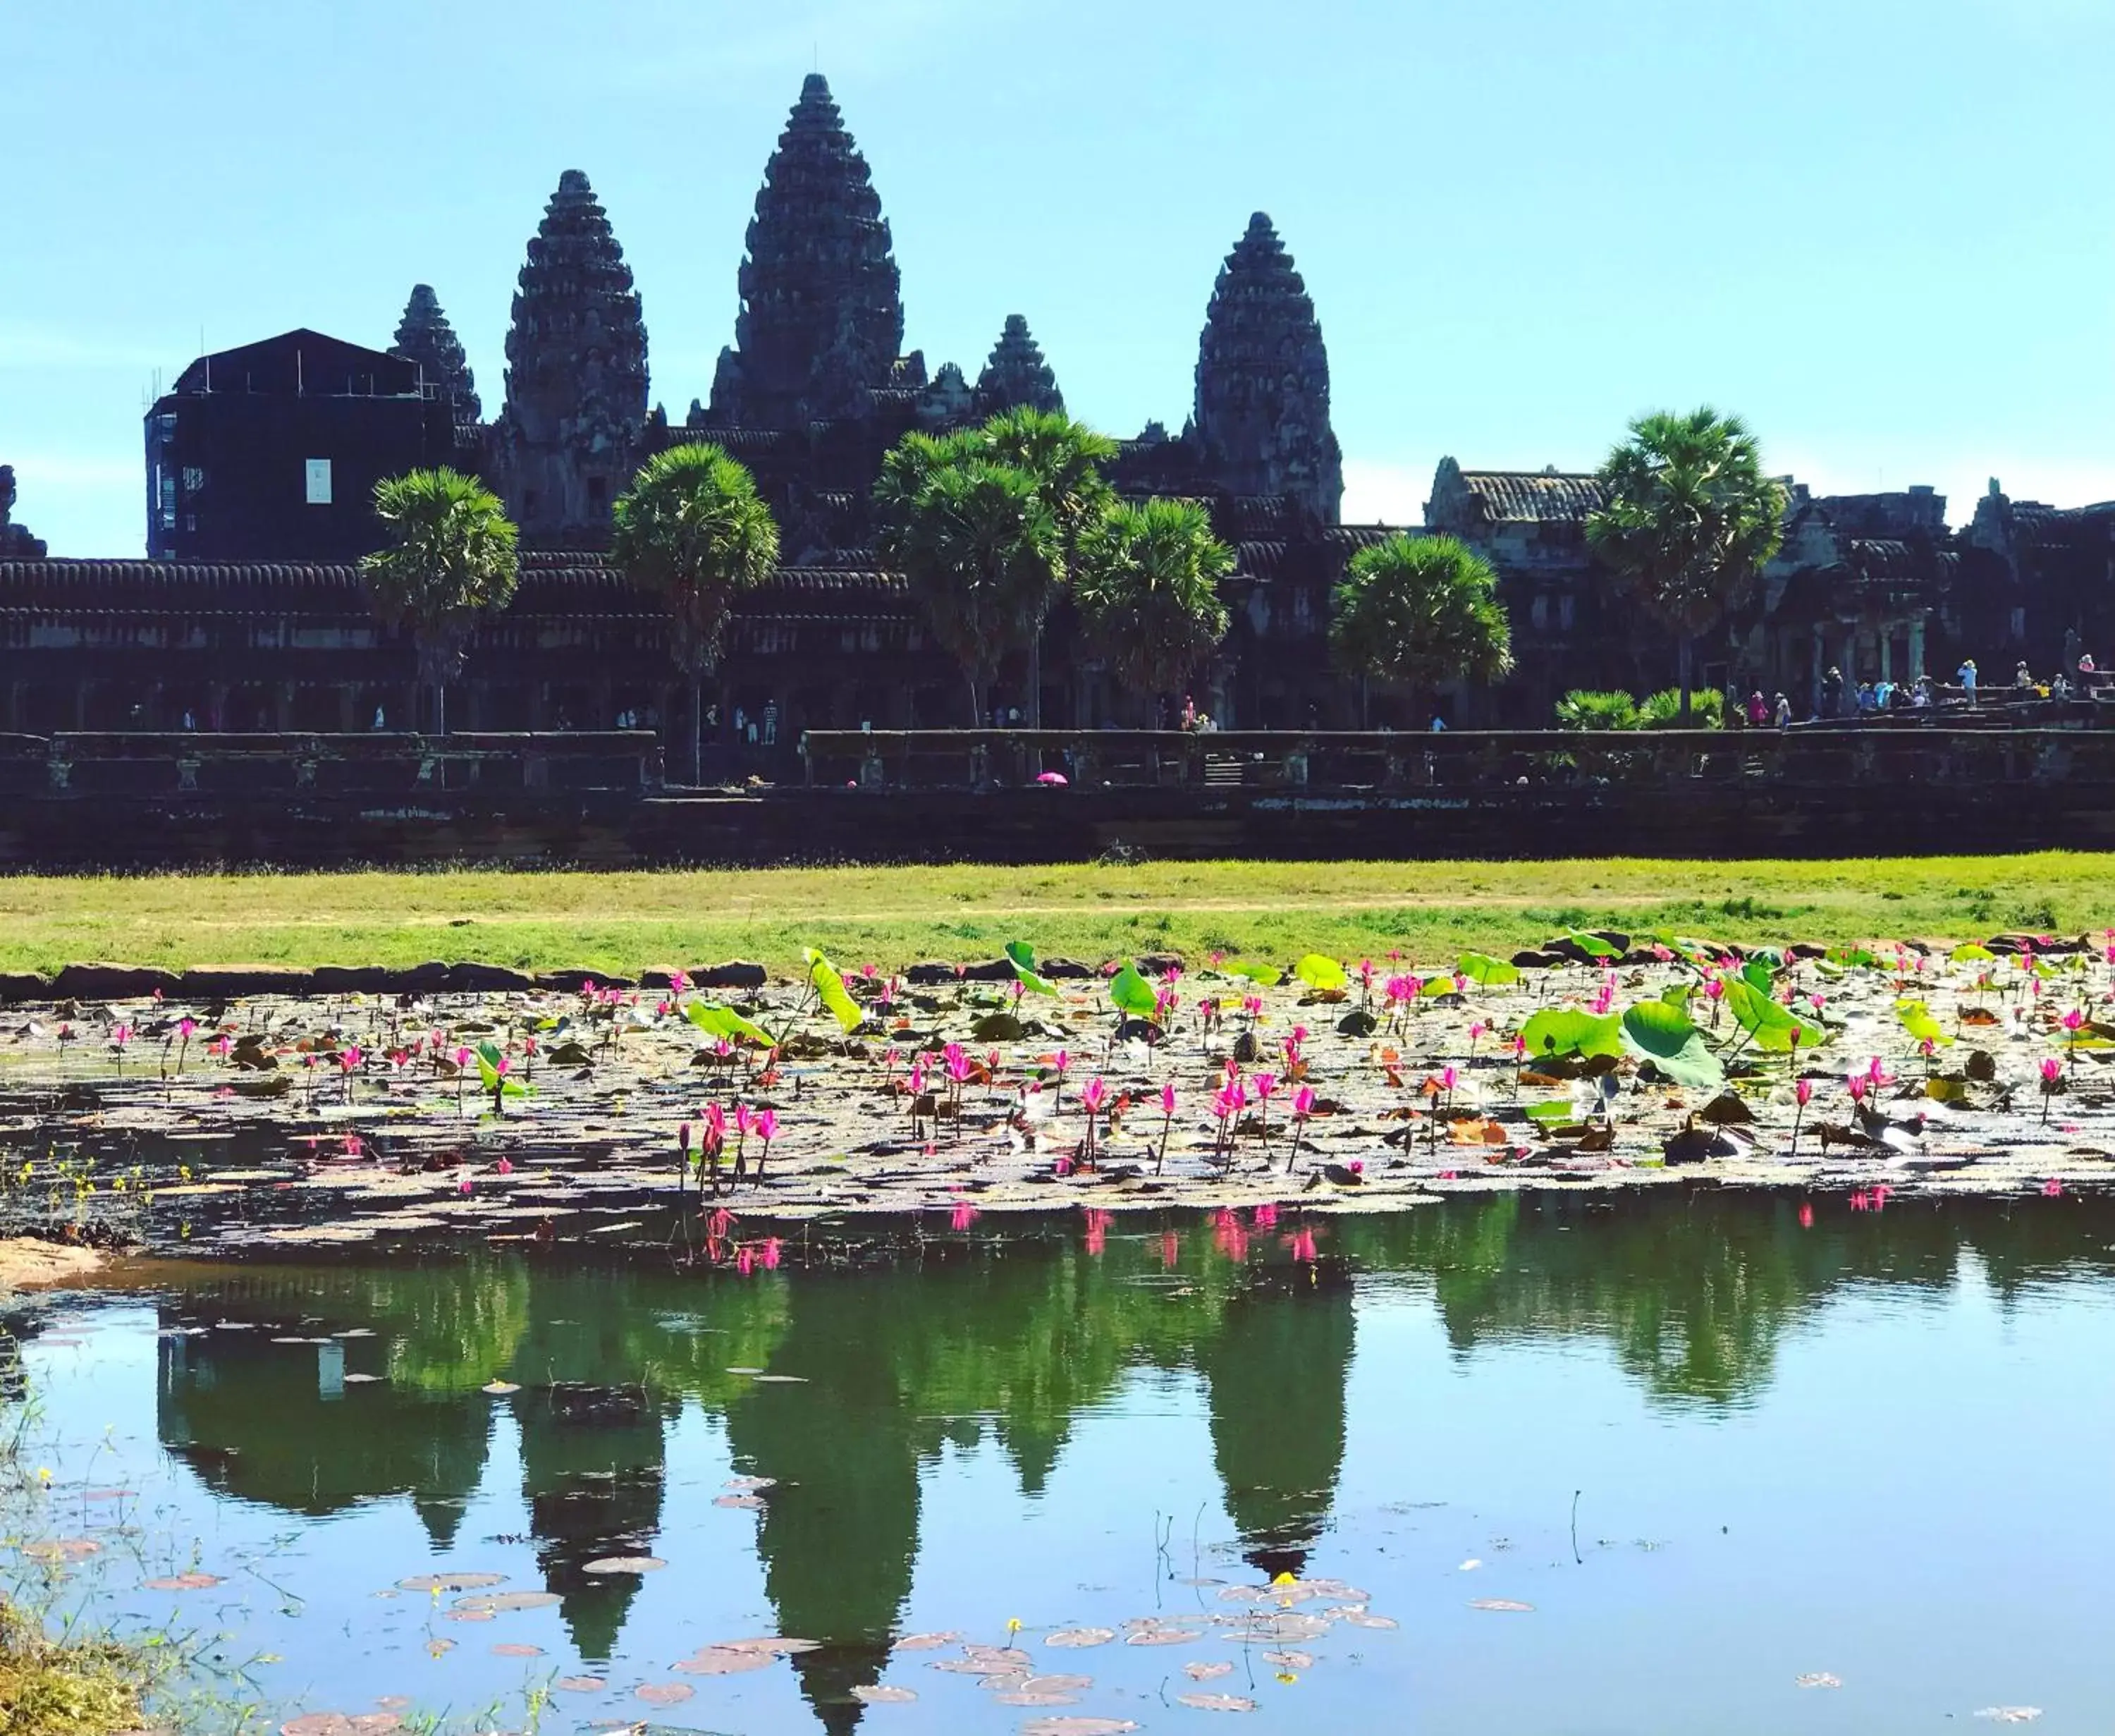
left=709, top=1637, right=820, bottom=1655
left=633, top=1682, right=693, bottom=1706
left=672, top=1649, right=773, bottom=1677
left=1263, top=1650, right=1314, bottom=1668
left=1124, top=1628, right=1199, bottom=1645
left=281, top=1717, right=401, bottom=1736
left=1044, top=1627, right=1115, bottom=1648
left=453, top=1591, right=560, bottom=1612
left=480, top=1381, right=520, bottom=1395
left=892, top=1632, right=961, bottom=1651
left=582, top=1556, right=665, bottom=1575
left=1177, top=1692, right=1258, bottom=1711
left=491, top=1643, right=544, bottom=1657
left=1337, top=1608, right=1400, bottom=1627
left=996, top=1692, right=1079, bottom=1706
left=1018, top=1721, right=1137, bottom=1736
left=714, top=1493, right=766, bottom=1510
left=399, top=1572, right=505, bottom=1593
left=851, top=1685, right=917, bottom=1704
left=1184, top=1661, right=1234, bottom=1680
left=1973, top=1712, right=2041, bottom=1725
left=554, top=1677, right=606, bottom=1692
left=1794, top=1673, right=1841, bottom=1689
left=1466, top=1599, right=1531, bottom=1613
left=724, top=1475, right=776, bottom=1491
left=1019, top=1675, right=1093, bottom=1694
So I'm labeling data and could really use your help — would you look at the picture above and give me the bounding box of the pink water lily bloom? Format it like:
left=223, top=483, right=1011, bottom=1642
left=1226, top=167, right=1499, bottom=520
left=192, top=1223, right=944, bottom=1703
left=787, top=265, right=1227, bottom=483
left=1161, top=1082, right=1178, bottom=1117
left=1081, top=1076, right=1108, bottom=1113
left=1292, top=1085, right=1316, bottom=1119
left=1795, top=1079, right=1814, bottom=1107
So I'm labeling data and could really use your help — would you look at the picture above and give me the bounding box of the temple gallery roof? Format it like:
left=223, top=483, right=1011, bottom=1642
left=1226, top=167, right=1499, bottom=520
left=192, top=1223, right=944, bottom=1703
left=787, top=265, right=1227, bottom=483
left=1449, top=468, right=1610, bottom=525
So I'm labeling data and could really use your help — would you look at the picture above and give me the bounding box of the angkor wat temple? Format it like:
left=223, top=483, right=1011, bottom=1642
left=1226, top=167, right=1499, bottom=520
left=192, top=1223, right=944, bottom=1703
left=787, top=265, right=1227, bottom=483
left=3, top=72, right=2111, bottom=750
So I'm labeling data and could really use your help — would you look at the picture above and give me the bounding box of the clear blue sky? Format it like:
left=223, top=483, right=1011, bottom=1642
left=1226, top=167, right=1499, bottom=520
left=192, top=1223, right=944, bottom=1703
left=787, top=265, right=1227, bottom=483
left=4, top=0, right=2111, bottom=556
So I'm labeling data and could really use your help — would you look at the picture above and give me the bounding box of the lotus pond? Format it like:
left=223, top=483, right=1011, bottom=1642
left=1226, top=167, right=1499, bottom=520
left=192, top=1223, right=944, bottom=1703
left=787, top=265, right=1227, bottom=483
left=0, top=932, right=2111, bottom=1261
left=6, top=1194, right=2115, bottom=1735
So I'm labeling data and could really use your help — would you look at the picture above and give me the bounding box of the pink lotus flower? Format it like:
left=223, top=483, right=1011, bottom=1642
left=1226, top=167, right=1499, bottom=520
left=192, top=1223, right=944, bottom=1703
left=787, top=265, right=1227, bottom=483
left=1160, top=1082, right=1177, bottom=1117
left=1254, top=1072, right=1278, bottom=1101
left=1846, top=1075, right=1868, bottom=1104
left=761, top=1236, right=783, bottom=1269
left=1795, top=1079, right=1813, bottom=1106
left=755, top=1108, right=777, bottom=1144
left=1293, top=1085, right=1316, bottom=1119
left=2042, top=1178, right=2064, bottom=1197
left=1081, top=1076, right=1108, bottom=1113
left=495, top=1158, right=513, bottom=1175
left=949, top=1198, right=978, bottom=1232
left=2040, top=1056, right=2064, bottom=1084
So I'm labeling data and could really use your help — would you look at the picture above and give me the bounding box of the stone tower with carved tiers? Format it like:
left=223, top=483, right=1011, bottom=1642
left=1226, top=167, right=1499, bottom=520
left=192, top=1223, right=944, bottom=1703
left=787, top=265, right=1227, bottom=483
left=496, top=170, right=648, bottom=540
left=1193, top=213, right=1343, bottom=525
left=976, top=314, right=1064, bottom=417
left=390, top=285, right=482, bottom=427
left=707, top=75, right=905, bottom=429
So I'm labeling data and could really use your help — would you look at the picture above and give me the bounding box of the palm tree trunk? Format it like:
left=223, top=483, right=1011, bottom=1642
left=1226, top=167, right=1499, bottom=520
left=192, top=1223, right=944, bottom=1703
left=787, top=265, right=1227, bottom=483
left=1029, top=633, right=1043, bottom=729
left=1678, top=635, right=1695, bottom=724
left=966, top=668, right=986, bottom=728
left=691, top=674, right=703, bottom=787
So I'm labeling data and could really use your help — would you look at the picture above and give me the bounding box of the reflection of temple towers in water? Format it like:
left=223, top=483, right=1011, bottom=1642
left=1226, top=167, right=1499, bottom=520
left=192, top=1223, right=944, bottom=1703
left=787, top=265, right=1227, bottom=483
left=723, top=1273, right=928, bottom=1735
left=1195, top=1269, right=1356, bottom=1577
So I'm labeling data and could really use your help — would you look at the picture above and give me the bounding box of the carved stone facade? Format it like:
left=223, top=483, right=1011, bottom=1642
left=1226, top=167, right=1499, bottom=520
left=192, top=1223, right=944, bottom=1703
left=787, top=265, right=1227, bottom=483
left=1192, top=214, right=1344, bottom=527
left=0, top=467, right=45, bottom=558
left=494, top=171, right=648, bottom=542
left=706, top=75, right=905, bottom=430
left=389, top=285, right=482, bottom=427
left=976, top=315, right=1064, bottom=417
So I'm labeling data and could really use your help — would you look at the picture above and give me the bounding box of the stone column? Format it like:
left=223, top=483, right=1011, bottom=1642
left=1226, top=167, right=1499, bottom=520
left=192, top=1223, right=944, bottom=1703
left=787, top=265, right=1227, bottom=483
left=1810, top=625, right=1824, bottom=715
left=1908, top=618, right=1926, bottom=680
left=1880, top=633, right=1893, bottom=683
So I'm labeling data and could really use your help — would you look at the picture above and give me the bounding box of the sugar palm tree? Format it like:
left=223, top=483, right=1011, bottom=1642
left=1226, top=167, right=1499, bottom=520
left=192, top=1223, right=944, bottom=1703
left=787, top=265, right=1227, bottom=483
left=360, top=467, right=519, bottom=735
left=981, top=408, right=1116, bottom=726
left=1074, top=499, right=1233, bottom=714
left=612, top=443, right=780, bottom=783
left=1328, top=534, right=1512, bottom=726
left=1586, top=408, right=1786, bottom=723
left=888, top=460, right=1060, bottom=726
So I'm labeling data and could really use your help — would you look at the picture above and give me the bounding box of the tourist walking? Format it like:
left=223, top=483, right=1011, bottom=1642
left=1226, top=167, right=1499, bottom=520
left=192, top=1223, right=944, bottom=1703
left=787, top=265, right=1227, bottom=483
left=762, top=699, right=779, bottom=745
left=1746, top=690, right=1769, bottom=726
left=1772, top=692, right=1791, bottom=728
left=1821, top=666, right=1844, bottom=718
left=1957, top=658, right=1978, bottom=705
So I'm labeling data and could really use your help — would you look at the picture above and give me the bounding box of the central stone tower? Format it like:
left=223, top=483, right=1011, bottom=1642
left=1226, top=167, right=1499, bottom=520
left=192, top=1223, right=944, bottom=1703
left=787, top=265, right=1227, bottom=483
left=495, top=170, right=649, bottom=539
left=1193, top=213, right=1343, bottom=524
left=707, top=74, right=905, bottom=428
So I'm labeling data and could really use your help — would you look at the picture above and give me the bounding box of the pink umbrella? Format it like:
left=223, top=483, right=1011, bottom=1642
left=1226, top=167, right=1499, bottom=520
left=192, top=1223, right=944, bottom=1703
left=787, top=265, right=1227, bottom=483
left=1036, top=771, right=1069, bottom=786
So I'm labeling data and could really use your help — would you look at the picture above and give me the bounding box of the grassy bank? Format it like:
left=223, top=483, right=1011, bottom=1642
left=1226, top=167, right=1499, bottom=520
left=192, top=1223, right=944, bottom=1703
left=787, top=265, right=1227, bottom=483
left=0, top=855, right=2105, bottom=977
left=0, top=1603, right=151, bottom=1736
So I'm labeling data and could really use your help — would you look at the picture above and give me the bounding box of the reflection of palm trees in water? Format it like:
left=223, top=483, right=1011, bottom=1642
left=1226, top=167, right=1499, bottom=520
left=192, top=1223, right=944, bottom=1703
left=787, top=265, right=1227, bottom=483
left=135, top=1197, right=2115, bottom=1730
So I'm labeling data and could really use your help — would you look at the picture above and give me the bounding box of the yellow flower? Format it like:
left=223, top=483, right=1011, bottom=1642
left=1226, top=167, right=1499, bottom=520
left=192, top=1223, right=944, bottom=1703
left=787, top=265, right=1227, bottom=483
left=35, top=1467, right=51, bottom=1484
left=1271, top=1571, right=1296, bottom=1586
left=1276, top=1670, right=1299, bottom=1685
left=1006, top=1618, right=1022, bottom=1636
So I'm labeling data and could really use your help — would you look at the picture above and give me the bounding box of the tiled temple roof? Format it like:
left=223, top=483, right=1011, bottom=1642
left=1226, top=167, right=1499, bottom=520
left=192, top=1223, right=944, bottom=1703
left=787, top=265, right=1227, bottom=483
left=1452, top=470, right=1609, bottom=525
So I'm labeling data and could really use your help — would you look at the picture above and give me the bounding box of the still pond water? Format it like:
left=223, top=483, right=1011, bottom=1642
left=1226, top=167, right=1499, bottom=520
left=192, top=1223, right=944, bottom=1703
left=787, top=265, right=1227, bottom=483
left=8, top=1192, right=2115, bottom=1735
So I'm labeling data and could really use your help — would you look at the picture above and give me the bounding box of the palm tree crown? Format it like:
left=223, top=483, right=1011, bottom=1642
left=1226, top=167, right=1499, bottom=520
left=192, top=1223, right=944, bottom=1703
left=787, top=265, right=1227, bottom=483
left=360, top=467, right=518, bottom=733
left=1329, top=534, right=1513, bottom=712
left=1074, top=499, right=1233, bottom=703
left=612, top=442, right=780, bottom=676
left=1586, top=407, right=1785, bottom=717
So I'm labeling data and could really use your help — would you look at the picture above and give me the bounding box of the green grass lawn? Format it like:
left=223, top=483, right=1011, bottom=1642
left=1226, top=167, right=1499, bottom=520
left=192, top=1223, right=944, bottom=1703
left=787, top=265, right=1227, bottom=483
left=0, top=855, right=2104, bottom=977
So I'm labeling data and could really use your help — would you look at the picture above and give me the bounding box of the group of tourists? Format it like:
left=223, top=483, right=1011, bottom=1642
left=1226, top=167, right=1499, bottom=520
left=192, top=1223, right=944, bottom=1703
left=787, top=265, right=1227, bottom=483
left=1739, top=644, right=2107, bottom=728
